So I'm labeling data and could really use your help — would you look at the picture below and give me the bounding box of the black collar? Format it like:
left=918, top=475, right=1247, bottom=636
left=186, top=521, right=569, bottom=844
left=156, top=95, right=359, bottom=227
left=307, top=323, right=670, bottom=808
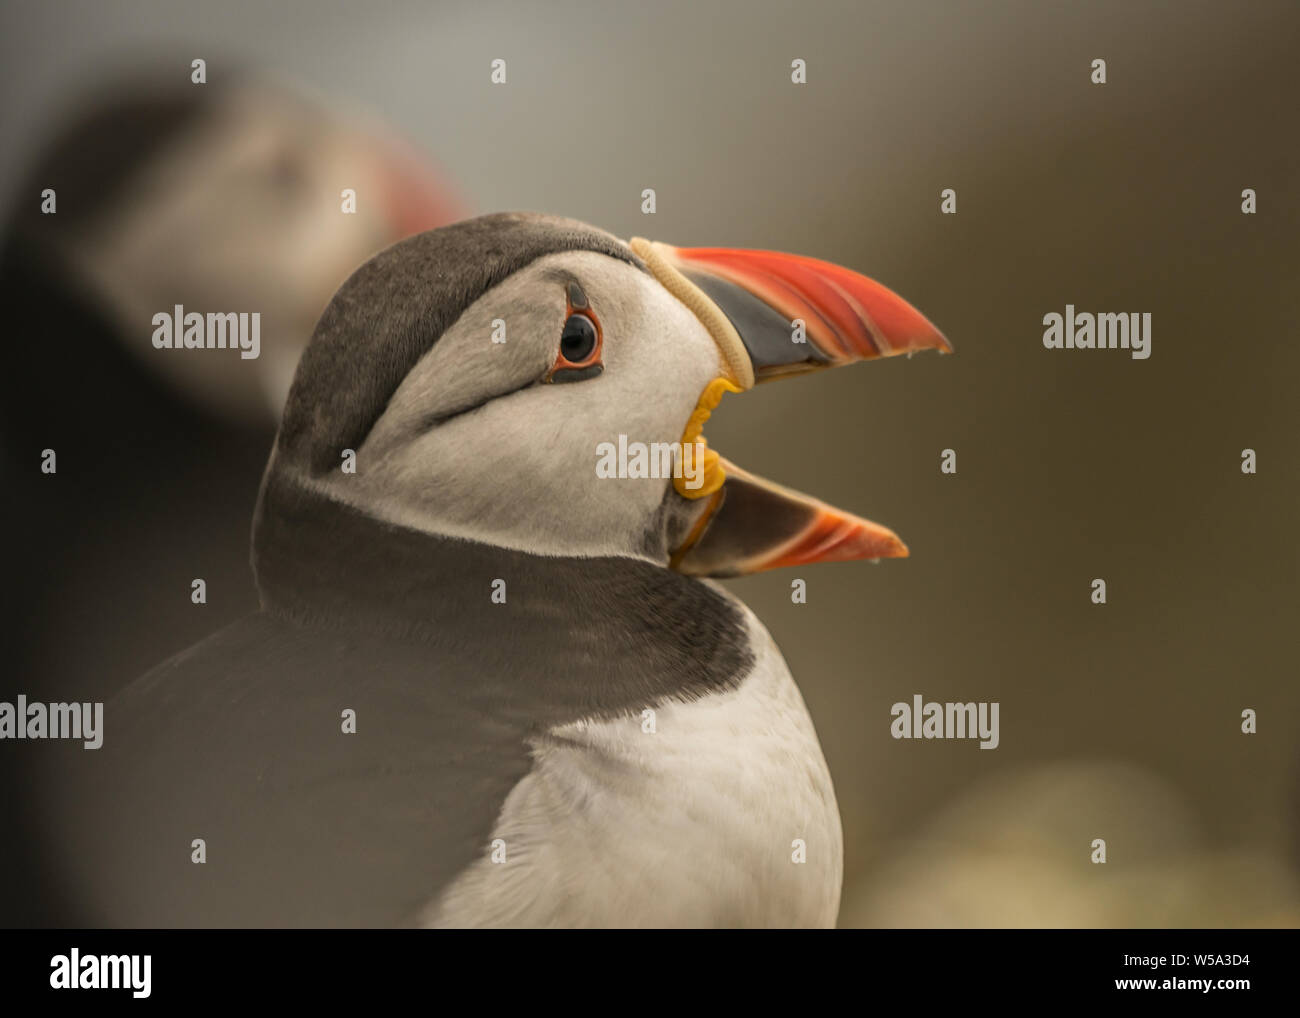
left=250, top=470, right=755, bottom=719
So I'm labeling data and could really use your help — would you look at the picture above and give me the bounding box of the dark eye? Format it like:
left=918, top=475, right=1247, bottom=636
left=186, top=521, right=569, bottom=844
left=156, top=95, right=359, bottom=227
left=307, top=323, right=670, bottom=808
left=560, top=314, right=598, bottom=363
left=548, top=306, right=604, bottom=383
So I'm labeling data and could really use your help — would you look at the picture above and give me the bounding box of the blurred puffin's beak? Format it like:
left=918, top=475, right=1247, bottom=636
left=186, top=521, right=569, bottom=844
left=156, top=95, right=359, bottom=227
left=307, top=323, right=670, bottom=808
left=374, top=139, right=464, bottom=241
left=629, top=238, right=951, bottom=577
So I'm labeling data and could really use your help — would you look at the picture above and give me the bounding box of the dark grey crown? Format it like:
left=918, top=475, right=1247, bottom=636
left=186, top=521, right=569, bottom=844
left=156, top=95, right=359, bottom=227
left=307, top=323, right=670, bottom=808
left=276, top=212, right=644, bottom=475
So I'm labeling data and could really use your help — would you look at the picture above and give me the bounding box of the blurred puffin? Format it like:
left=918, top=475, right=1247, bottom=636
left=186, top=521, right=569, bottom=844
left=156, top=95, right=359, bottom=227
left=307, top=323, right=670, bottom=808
left=43, top=212, right=949, bottom=928
left=2, top=72, right=460, bottom=925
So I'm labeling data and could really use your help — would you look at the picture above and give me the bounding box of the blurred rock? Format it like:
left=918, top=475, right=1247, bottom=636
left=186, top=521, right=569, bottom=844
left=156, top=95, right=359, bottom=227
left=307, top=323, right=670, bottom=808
left=842, top=762, right=1300, bottom=927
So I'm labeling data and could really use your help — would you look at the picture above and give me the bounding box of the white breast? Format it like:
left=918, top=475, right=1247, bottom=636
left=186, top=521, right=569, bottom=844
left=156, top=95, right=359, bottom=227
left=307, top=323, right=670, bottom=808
left=423, top=602, right=843, bottom=928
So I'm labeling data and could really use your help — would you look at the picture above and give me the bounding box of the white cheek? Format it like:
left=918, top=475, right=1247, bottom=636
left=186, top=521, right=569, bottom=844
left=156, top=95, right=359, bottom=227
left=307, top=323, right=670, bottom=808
left=354, top=394, right=674, bottom=560
left=598, top=272, right=727, bottom=442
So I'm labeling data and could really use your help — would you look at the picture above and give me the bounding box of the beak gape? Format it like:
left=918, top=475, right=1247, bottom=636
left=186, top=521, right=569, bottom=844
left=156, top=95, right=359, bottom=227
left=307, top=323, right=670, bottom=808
left=629, top=238, right=951, bottom=578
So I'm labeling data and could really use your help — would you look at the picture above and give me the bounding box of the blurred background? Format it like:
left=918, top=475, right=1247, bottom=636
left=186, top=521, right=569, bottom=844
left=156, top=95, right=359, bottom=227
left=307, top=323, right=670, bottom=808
left=1, top=0, right=1296, bottom=926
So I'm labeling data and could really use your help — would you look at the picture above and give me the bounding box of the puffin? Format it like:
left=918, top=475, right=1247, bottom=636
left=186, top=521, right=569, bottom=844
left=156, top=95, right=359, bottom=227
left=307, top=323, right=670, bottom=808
left=38, top=212, right=950, bottom=928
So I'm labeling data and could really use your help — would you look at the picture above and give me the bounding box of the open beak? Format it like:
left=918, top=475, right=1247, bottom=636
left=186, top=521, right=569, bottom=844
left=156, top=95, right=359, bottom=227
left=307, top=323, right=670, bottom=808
left=629, top=238, right=951, bottom=577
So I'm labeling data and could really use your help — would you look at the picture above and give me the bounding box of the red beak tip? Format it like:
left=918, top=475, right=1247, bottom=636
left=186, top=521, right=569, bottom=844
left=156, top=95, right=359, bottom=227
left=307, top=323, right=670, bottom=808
left=914, top=329, right=953, bottom=355
left=879, top=536, right=909, bottom=559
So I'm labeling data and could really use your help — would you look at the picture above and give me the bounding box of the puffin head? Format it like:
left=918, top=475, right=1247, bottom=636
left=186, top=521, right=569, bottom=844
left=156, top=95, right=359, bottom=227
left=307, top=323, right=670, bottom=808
left=15, top=74, right=460, bottom=428
left=255, top=212, right=949, bottom=584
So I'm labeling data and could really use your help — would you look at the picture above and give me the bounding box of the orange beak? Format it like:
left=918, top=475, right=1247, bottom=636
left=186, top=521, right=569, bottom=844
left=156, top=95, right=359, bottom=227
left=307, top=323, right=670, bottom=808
left=631, top=238, right=951, bottom=577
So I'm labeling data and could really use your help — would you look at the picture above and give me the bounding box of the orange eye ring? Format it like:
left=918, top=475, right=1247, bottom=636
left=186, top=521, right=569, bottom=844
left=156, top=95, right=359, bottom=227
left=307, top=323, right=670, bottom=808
left=547, top=286, right=604, bottom=382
